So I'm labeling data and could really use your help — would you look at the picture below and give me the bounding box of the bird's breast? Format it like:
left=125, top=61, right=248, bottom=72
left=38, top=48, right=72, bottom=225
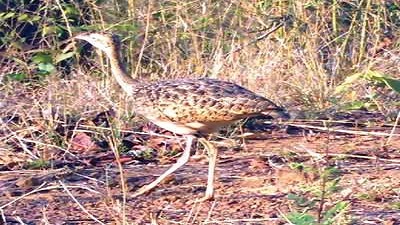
left=145, top=116, right=234, bottom=135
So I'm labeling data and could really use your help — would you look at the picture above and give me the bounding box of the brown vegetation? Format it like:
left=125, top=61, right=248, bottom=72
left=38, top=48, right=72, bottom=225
left=1, top=0, right=400, bottom=224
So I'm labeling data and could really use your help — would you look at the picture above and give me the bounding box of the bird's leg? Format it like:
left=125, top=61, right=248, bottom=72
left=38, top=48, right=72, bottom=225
left=197, top=138, right=218, bottom=202
left=132, top=135, right=195, bottom=198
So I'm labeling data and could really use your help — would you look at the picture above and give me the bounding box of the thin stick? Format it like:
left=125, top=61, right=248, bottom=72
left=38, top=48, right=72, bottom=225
left=0, top=182, right=48, bottom=210
left=0, top=183, right=100, bottom=210
left=385, top=111, right=400, bottom=145
left=184, top=200, right=198, bottom=225
left=9, top=135, right=77, bottom=158
left=0, top=208, right=6, bottom=224
left=59, top=181, right=105, bottom=225
left=292, top=146, right=400, bottom=163
left=287, top=123, right=400, bottom=137
left=224, top=19, right=285, bottom=58
left=133, top=0, right=152, bottom=78
left=76, top=124, right=184, bottom=140
left=107, top=135, right=128, bottom=224
left=204, top=200, right=217, bottom=223
left=287, top=119, right=398, bottom=127
left=203, top=217, right=280, bottom=224
left=7, top=127, right=38, bottom=159
left=277, top=208, right=295, bottom=225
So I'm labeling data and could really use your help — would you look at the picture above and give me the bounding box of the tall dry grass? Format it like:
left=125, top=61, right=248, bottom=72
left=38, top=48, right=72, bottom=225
left=0, top=1, right=399, bottom=224
left=1, top=1, right=399, bottom=113
left=1, top=0, right=399, bottom=165
left=1, top=0, right=399, bottom=161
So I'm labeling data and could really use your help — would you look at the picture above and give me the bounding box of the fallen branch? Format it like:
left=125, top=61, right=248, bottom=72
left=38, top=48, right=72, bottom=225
left=287, top=123, right=400, bottom=137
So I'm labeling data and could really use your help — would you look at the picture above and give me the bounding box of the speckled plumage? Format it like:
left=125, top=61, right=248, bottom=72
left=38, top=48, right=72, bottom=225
left=129, top=78, right=285, bottom=135
left=74, top=32, right=289, bottom=201
left=74, top=32, right=287, bottom=135
left=133, top=78, right=279, bottom=122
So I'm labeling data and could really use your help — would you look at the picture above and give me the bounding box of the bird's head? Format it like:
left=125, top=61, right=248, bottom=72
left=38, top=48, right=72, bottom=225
left=74, top=32, right=120, bottom=55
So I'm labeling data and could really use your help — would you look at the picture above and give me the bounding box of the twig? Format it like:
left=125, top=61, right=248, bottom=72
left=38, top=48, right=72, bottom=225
left=0, top=168, right=66, bottom=175
left=10, top=135, right=77, bottom=158
left=133, top=0, right=152, bottom=78
left=16, top=216, right=25, bottom=224
left=224, top=18, right=286, bottom=58
left=0, top=182, right=48, bottom=210
left=203, top=217, right=280, bottom=224
left=204, top=200, right=217, bottom=223
left=296, top=145, right=325, bottom=162
left=72, top=172, right=106, bottom=185
left=277, top=208, right=295, bottom=225
left=7, top=128, right=38, bottom=159
left=287, top=123, right=400, bottom=137
left=287, top=119, right=397, bottom=127
left=59, top=181, right=105, bottom=225
left=0, top=126, right=38, bottom=142
left=0, top=208, right=6, bottom=224
left=291, top=146, right=400, bottom=163
left=385, top=111, right=400, bottom=145
left=324, top=153, right=400, bottom=163
left=106, top=134, right=128, bottom=224
left=185, top=200, right=199, bottom=224
left=0, top=183, right=100, bottom=210
left=76, top=124, right=184, bottom=140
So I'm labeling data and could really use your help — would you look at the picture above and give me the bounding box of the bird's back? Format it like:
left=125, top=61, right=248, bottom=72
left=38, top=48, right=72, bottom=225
left=131, top=78, right=283, bottom=126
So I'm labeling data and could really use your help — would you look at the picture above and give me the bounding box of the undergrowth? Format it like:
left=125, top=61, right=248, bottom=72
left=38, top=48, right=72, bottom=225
left=0, top=0, right=399, bottom=224
left=1, top=0, right=399, bottom=113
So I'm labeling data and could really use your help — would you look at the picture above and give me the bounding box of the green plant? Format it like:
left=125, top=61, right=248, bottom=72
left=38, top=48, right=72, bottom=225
left=286, top=201, right=349, bottom=225
left=284, top=165, right=350, bottom=225
left=334, top=70, right=400, bottom=112
left=0, top=0, right=90, bottom=80
left=26, top=159, right=51, bottom=169
left=335, top=70, right=400, bottom=95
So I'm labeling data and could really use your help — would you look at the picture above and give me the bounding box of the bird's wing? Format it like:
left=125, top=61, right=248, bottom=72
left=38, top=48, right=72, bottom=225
left=132, top=78, right=282, bottom=123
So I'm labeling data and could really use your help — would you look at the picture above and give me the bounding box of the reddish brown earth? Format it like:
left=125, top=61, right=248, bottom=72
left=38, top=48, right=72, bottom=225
left=1, top=120, right=400, bottom=225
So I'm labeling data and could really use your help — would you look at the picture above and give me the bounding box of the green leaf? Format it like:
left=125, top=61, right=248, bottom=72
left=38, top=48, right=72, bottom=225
left=323, top=166, right=342, bottom=179
left=0, top=12, right=16, bottom=20
left=32, top=53, right=53, bottom=64
left=365, top=70, right=400, bottom=93
left=287, top=193, right=315, bottom=207
left=343, top=100, right=367, bottom=110
left=55, top=52, right=74, bottom=63
left=381, top=77, right=400, bottom=93
left=64, top=4, right=79, bottom=17
left=334, top=73, right=363, bottom=94
left=42, top=26, right=57, bottom=35
left=286, top=212, right=317, bottom=225
left=7, top=73, right=27, bottom=81
left=26, top=159, right=50, bottom=169
left=289, top=162, right=304, bottom=171
left=38, top=63, right=56, bottom=73
left=114, top=23, right=139, bottom=33
left=322, top=201, right=349, bottom=225
left=336, top=70, right=400, bottom=95
left=17, top=13, right=29, bottom=22
left=31, top=15, right=41, bottom=22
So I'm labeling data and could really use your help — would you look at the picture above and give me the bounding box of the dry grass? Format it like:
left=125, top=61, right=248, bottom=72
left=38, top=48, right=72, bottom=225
left=1, top=0, right=400, bottom=224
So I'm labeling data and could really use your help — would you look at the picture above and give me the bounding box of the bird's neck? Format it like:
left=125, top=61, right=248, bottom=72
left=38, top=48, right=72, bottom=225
left=106, top=47, right=138, bottom=94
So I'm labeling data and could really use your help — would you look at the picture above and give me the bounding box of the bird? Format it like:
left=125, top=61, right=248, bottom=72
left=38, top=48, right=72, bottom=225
left=74, top=32, right=289, bottom=201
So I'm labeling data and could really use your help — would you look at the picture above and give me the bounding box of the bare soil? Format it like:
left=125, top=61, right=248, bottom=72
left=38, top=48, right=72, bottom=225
left=1, top=118, right=400, bottom=225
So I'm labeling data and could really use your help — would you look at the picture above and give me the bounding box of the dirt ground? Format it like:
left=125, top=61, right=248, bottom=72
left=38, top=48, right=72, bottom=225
left=1, top=118, right=400, bottom=225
